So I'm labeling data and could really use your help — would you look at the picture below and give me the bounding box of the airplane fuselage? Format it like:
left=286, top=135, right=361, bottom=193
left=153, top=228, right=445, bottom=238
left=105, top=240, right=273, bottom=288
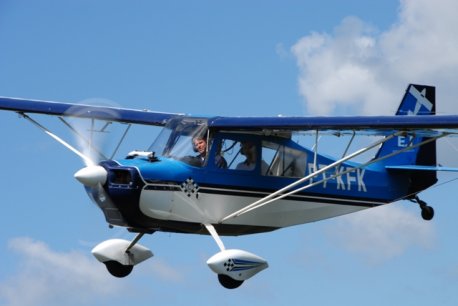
left=87, top=133, right=416, bottom=236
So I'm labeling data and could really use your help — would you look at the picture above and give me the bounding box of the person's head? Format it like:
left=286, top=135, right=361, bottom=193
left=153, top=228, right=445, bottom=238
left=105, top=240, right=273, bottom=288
left=240, top=141, right=256, bottom=159
left=193, top=137, right=207, bottom=156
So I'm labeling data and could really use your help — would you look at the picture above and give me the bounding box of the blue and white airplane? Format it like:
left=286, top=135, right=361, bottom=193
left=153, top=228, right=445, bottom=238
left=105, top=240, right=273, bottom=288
left=1, top=84, right=458, bottom=289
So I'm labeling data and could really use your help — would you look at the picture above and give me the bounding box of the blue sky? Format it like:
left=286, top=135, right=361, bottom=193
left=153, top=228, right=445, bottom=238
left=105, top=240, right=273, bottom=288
left=2, top=1, right=458, bottom=305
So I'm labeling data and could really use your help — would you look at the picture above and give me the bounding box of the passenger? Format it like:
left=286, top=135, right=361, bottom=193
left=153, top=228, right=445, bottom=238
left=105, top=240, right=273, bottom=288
left=236, top=141, right=268, bottom=173
left=214, top=142, right=228, bottom=169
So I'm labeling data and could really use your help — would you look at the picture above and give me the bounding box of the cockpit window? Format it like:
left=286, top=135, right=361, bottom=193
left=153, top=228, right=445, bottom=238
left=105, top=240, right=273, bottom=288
left=148, top=118, right=209, bottom=167
left=220, top=139, right=245, bottom=170
left=216, top=137, right=268, bottom=174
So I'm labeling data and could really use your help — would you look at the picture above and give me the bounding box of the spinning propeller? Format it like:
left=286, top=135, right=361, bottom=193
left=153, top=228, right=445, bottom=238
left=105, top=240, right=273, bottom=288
left=62, top=103, right=118, bottom=187
left=23, top=101, right=127, bottom=188
left=21, top=110, right=109, bottom=187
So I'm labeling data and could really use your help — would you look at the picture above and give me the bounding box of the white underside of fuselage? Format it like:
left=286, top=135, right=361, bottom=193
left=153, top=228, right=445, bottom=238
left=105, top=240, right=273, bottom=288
left=138, top=185, right=385, bottom=228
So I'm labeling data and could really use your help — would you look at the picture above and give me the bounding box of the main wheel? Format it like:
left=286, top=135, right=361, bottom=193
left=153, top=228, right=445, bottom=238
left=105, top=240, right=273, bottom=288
left=421, top=205, right=434, bottom=221
left=218, top=274, right=244, bottom=289
left=104, top=260, right=133, bottom=278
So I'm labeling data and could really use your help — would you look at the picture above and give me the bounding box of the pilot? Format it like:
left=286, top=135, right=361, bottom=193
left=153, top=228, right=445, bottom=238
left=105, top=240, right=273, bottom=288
left=191, top=136, right=227, bottom=168
left=236, top=141, right=268, bottom=173
left=193, top=136, right=207, bottom=165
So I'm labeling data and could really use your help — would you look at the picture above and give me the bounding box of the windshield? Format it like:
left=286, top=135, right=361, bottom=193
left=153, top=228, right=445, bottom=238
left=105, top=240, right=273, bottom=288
left=148, top=118, right=209, bottom=165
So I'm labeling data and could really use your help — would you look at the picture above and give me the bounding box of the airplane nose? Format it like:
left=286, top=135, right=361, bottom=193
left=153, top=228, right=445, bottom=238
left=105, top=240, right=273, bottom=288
left=74, top=165, right=108, bottom=187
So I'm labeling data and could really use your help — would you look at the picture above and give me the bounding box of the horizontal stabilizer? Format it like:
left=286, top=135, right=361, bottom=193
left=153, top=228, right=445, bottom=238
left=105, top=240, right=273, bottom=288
left=386, top=165, right=458, bottom=172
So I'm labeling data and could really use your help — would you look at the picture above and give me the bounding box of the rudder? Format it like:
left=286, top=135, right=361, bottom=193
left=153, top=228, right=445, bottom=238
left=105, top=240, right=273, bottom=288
left=376, top=84, right=436, bottom=163
left=376, top=84, right=437, bottom=194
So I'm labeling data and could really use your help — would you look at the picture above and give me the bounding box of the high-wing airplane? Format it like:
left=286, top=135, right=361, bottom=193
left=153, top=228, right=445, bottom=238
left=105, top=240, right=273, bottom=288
left=1, top=84, right=458, bottom=289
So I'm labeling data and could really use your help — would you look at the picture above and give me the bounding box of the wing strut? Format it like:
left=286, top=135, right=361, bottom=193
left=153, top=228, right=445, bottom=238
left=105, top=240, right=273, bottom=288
left=220, top=132, right=447, bottom=223
left=313, top=130, right=319, bottom=171
left=110, top=123, right=132, bottom=159
left=341, top=131, right=356, bottom=158
left=20, top=113, right=94, bottom=165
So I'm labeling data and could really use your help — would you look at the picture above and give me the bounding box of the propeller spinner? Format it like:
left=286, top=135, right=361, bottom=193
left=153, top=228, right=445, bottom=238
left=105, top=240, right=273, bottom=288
left=74, top=165, right=108, bottom=187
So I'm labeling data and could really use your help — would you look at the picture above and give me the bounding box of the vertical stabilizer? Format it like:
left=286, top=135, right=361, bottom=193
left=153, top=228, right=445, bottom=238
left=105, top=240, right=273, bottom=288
left=377, top=84, right=437, bottom=194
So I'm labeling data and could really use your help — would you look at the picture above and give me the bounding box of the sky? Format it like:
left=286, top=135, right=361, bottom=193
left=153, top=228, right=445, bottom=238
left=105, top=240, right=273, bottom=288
left=1, top=0, right=458, bottom=305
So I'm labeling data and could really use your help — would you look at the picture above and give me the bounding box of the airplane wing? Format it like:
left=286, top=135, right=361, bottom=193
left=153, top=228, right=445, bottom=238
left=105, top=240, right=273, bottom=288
left=0, top=96, right=186, bottom=164
left=2, top=83, right=458, bottom=135
left=0, top=96, right=184, bottom=126
left=2, top=97, right=458, bottom=136
left=208, top=115, right=458, bottom=136
left=208, top=84, right=458, bottom=135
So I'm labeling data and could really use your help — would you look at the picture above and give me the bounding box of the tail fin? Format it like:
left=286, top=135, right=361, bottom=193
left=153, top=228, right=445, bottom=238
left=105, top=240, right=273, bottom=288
left=395, top=84, right=436, bottom=116
left=377, top=84, right=437, bottom=193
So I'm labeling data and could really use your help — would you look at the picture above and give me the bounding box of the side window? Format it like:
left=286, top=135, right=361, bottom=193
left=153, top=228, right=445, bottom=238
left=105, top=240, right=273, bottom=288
left=262, top=141, right=307, bottom=178
left=219, top=138, right=264, bottom=172
left=261, top=144, right=278, bottom=175
left=220, top=139, right=246, bottom=170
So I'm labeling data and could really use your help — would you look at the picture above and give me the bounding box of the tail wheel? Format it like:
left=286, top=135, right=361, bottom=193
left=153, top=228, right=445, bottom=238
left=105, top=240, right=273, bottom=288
left=413, top=197, right=435, bottom=221
left=218, top=274, right=244, bottom=289
left=104, top=260, right=133, bottom=278
left=421, top=205, right=434, bottom=221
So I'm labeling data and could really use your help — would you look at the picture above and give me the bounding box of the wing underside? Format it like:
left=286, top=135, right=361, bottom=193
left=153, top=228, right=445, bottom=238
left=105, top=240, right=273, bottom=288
left=0, top=96, right=184, bottom=126
left=2, top=94, right=458, bottom=136
left=207, top=115, right=458, bottom=137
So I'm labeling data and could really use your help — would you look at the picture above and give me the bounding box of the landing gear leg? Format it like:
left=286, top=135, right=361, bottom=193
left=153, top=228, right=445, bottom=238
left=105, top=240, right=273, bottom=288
left=413, top=196, right=434, bottom=221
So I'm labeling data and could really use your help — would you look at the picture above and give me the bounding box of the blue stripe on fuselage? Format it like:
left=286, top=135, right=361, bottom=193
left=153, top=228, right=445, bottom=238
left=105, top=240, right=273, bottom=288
left=117, top=156, right=410, bottom=204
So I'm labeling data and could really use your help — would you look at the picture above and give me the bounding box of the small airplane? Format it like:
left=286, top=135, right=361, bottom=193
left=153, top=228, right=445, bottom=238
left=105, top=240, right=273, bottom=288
left=1, top=84, right=458, bottom=289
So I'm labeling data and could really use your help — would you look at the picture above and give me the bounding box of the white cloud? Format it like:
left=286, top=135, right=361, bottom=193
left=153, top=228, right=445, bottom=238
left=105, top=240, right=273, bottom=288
left=0, top=237, right=188, bottom=306
left=0, top=237, right=122, bottom=306
left=290, top=0, right=458, bottom=263
left=292, top=0, right=458, bottom=116
left=328, top=204, right=435, bottom=264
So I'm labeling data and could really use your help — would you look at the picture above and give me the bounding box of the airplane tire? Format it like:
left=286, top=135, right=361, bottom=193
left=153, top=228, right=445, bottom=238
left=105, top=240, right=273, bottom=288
left=218, top=274, right=244, bottom=289
left=104, top=260, right=134, bottom=278
left=421, top=205, right=434, bottom=221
